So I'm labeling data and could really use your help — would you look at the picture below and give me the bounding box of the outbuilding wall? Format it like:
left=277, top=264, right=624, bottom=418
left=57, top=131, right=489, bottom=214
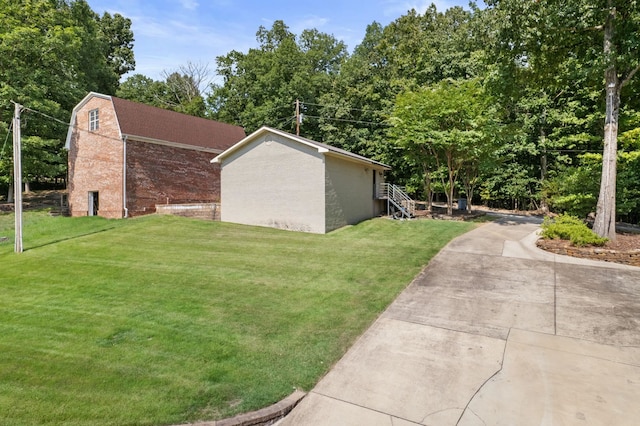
left=125, top=140, right=221, bottom=216
left=324, top=156, right=385, bottom=232
left=67, top=97, right=124, bottom=218
left=220, top=133, right=326, bottom=233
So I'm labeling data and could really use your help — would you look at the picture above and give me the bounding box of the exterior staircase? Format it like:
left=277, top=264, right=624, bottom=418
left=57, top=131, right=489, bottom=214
left=378, top=183, right=415, bottom=219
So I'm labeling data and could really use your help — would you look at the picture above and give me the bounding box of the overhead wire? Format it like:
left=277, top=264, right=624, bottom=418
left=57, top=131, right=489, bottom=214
left=21, top=106, right=70, bottom=127
left=295, top=100, right=389, bottom=127
left=0, top=120, right=14, bottom=162
left=300, top=101, right=387, bottom=116
left=300, top=114, right=390, bottom=127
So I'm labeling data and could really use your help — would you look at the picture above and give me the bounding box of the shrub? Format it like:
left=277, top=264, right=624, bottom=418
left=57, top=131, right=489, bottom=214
left=540, top=213, right=608, bottom=247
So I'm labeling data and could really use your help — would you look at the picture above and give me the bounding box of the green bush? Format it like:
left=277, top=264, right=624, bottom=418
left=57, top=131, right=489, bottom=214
left=540, top=213, right=608, bottom=247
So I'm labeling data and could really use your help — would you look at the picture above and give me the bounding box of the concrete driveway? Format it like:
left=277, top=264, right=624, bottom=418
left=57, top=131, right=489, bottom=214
left=280, top=216, right=640, bottom=425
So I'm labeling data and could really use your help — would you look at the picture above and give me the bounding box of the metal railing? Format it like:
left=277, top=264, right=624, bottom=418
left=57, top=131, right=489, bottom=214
left=378, top=183, right=415, bottom=219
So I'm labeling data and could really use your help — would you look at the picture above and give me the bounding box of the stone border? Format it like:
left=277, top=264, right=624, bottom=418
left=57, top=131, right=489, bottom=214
left=536, top=240, right=640, bottom=267
left=176, top=390, right=306, bottom=426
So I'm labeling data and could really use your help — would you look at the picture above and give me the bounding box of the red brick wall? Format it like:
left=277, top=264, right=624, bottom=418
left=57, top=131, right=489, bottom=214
left=67, top=97, right=124, bottom=218
left=125, top=140, right=221, bottom=216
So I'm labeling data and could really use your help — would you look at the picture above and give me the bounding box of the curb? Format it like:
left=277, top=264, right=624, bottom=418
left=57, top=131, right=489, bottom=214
left=177, top=390, right=306, bottom=426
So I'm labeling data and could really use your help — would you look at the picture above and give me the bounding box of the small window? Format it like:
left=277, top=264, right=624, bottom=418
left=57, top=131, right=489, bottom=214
left=89, top=108, right=99, bottom=131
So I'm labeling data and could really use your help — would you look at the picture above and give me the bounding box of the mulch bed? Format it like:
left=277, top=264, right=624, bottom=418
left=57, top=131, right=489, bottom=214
left=413, top=205, right=486, bottom=221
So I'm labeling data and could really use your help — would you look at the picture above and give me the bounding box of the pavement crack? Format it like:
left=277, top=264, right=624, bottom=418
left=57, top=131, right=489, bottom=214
left=455, top=328, right=510, bottom=425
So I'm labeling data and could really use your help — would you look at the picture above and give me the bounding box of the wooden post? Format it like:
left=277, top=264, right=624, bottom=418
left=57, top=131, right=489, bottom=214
left=12, top=102, right=23, bottom=253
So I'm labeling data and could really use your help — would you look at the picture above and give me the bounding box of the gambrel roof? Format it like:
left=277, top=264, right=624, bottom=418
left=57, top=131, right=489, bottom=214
left=65, top=92, right=245, bottom=153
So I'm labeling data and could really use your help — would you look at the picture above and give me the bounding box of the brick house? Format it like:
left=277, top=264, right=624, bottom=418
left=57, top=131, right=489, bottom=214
left=65, top=92, right=245, bottom=218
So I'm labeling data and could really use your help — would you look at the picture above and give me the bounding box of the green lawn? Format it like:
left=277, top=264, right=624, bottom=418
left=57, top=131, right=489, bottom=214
left=0, top=212, right=474, bottom=425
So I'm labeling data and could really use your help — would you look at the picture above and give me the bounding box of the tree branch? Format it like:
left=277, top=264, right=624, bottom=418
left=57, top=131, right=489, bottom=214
left=621, top=63, right=640, bottom=88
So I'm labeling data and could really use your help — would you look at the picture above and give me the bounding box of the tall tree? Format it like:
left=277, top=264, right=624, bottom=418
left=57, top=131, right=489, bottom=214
left=162, top=62, right=211, bottom=117
left=317, top=5, right=487, bottom=188
left=116, top=74, right=169, bottom=107
left=389, top=79, right=495, bottom=214
left=0, top=0, right=135, bottom=191
left=488, top=0, right=640, bottom=238
left=118, top=62, right=211, bottom=117
left=209, top=21, right=347, bottom=137
left=593, top=1, right=640, bottom=238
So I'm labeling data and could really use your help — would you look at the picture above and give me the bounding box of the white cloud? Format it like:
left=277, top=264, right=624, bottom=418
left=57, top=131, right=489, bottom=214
left=127, top=13, right=256, bottom=80
left=131, top=16, right=173, bottom=38
left=292, top=15, right=329, bottom=33
left=179, top=0, right=199, bottom=11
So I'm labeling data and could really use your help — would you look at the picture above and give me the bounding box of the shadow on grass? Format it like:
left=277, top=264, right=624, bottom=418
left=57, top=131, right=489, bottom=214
left=24, top=227, right=118, bottom=252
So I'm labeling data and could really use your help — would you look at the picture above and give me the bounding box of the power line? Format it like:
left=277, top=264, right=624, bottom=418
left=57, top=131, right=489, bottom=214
left=301, top=101, right=387, bottom=116
left=0, top=120, right=14, bottom=162
left=21, top=106, right=70, bottom=127
left=294, top=99, right=389, bottom=127
left=302, top=114, right=390, bottom=127
left=20, top=104, right=126, bottom=145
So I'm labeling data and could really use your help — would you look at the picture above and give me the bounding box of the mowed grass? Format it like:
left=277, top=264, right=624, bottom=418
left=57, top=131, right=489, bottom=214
left=0, top=212, right=474, bottom=425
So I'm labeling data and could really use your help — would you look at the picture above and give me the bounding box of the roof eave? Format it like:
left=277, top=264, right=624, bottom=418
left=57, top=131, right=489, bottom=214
left=211, top=126, right=391, bottom=171
left=212, top=126, right=330, bottom=163
left=324, top=151, right=392, bottom=171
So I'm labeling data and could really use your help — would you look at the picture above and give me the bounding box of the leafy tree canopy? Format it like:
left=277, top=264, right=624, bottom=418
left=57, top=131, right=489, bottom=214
left=208, top=20, right=348, bottom=138
left=0, top=0, right=135, bottom=189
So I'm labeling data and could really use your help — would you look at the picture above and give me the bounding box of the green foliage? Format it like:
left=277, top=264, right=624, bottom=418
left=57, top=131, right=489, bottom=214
left=617, top=151, right=640, bottom=223
left=389, top=78, right=497, bottom=212
left=540, top=213, right=608, bottom=247
left=316, top=6, right=487, bottom=184
left=481, top=161, right=540, bottom=210
left=545, top=152, right=640, bottom=223
left=118, top=64, right=213, bottom=118
left=209, top=21, right=347, bottom=137
left=116, top=74, right=167, bottom=106
left=487, top=0, right=640, bottom=237
left=545, top=154, right=601, bottom=218
left=0, top=212, right=473, bottom=424
left=0, top=0, right=134, bottom=186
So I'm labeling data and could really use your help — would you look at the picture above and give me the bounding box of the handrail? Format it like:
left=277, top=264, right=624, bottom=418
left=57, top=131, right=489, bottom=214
left=378, top=183, right=415, bottom=218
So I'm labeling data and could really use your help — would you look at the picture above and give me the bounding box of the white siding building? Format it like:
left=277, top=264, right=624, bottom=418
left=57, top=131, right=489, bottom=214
left=212, top=127, right=390, bottom=233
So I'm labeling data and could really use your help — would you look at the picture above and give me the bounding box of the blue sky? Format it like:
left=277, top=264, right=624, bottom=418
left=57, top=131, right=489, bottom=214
left=85, top=0, right=478, bottom=84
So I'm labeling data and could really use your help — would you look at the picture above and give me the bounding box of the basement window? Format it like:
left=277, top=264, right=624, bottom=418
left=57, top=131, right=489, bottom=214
left=89, top=108, right=99, bottom=131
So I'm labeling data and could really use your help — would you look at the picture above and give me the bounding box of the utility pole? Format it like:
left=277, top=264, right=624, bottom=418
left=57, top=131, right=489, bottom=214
left=295, top=99, right=300, bottom=136
left=12, top=102, right=23, bottom=253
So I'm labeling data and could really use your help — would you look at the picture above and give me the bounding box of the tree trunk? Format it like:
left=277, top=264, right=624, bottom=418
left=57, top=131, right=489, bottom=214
left=446, top=152, right=454, bottom=216
left=465, top=184, right=474, bottom=213
left=462, top=166, right=478, bottom=213
left=593, top=5, right=618, bottom=240
left=7, top=182, right=13, bottom=203
left=423, top=167, right=433, bottom=211
left=537, top=103, right=549, bottom=213
left=540, top=125, right=549, bottom=214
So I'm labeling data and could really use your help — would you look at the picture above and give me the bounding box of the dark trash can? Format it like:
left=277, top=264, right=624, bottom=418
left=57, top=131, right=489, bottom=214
left=457, top=198, right=467, bottom=210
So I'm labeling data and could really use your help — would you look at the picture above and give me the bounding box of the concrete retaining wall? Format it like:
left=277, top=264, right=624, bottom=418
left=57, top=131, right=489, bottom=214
left=155, top=203, right=220, bottom=220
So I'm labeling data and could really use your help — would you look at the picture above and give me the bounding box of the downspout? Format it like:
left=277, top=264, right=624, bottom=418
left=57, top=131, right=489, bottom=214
left=123, top=135, right=129, bottom=218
